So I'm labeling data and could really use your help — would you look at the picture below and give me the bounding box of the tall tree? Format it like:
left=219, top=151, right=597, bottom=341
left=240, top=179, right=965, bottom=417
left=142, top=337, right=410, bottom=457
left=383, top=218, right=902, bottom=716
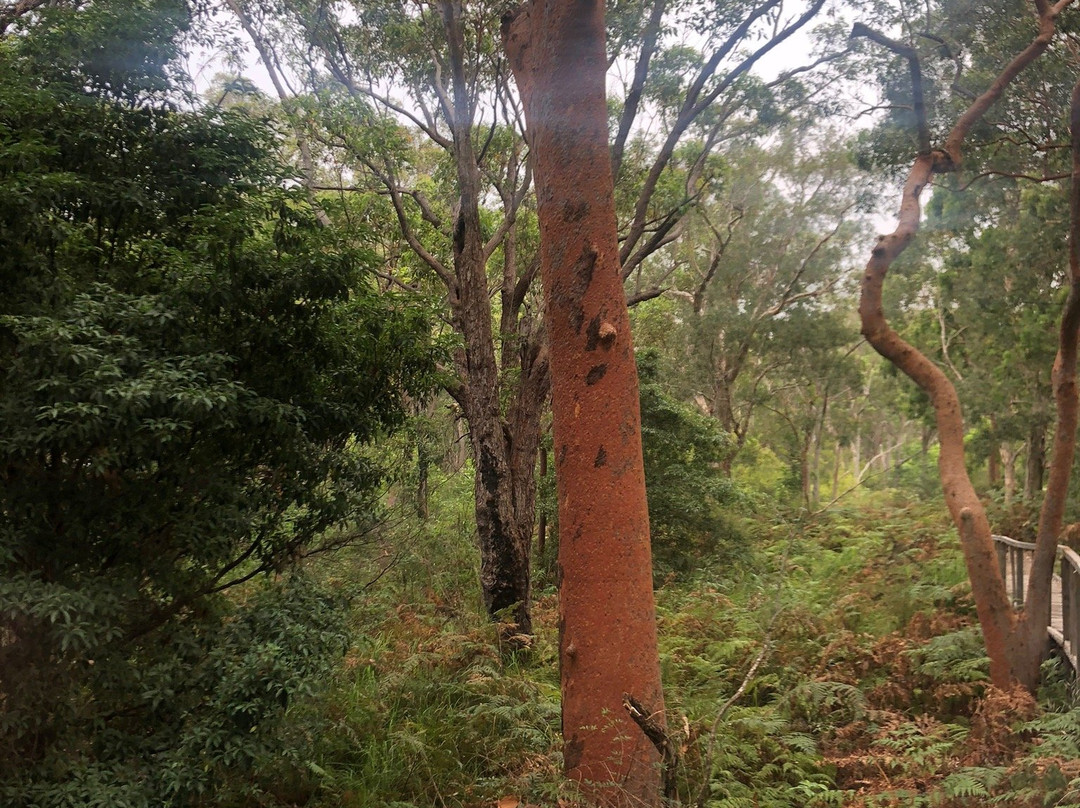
left=223, top=0, right=836, bottom=640
left=227, top=0, right=547, bottom=640
left=664, top=134, right=870, bottom=467
left=853, top=0, right=1076, bottom=690
left=503, top=2, right=666, bottom=805
left=0, top=3, right=438, bottom=802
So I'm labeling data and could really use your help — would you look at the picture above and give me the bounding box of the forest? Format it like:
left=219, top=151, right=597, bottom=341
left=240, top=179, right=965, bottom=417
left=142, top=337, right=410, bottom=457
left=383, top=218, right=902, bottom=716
left=4, top=0, right=1080, bottom=805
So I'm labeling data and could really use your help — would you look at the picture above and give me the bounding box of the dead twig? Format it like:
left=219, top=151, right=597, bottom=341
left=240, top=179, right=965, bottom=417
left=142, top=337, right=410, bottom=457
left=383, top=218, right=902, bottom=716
left=623, top=693, right=679, bottom=801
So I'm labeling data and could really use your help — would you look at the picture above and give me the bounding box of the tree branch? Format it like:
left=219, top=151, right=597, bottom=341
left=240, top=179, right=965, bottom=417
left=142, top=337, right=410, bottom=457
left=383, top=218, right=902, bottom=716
left=225, top=0, right=332, bottom=226
left=850, top=23, right=931, bottom=154
left=623, top=693, right=679, bottom=801
left=611, top=0, right=668, bottom=181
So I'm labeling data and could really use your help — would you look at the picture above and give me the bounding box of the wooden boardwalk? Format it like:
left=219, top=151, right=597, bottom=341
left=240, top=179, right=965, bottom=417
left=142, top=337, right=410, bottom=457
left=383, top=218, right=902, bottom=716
left=994, top=535, right=1079, bottom=671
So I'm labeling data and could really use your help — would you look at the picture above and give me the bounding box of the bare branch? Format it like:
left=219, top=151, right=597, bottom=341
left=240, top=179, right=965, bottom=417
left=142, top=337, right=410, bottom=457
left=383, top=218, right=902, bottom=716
left=692, top=206, right=744, bottom=314
left=950, top=169, right=1070, bottom=191
left=620, top=0, right=826, bottom=267
left=761, top=201, right=856, bottom=317
left=225, top=0, right=331, bottom=226
left=850, top=23, right=931, bottom=154
left=623, top=693, right=679, bottom=801
left=611, top=0, right=668, bottom=181
left=626, top=287, right=669, bottom=306
left=362, top=155, right=456, bottom=290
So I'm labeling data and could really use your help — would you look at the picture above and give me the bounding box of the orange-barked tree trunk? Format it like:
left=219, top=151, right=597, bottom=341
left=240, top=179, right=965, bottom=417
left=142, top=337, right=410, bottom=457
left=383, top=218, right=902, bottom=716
left=504, top=2, right=666, bottom=805
left=852, top=0, right=1075, bottom=691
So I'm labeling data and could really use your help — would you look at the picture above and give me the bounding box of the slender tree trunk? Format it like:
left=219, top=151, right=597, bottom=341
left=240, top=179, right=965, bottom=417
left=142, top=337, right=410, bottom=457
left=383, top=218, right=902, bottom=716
left=1001, top=444, right=1019, bottom=507
left=800, top=433, right=813, bottom=510
left=988, top=441, right=1001, bottom=487
left=921, top=424, right=934, bottom=454
left=417, top=444, right=430, bottom=521
left=1023, top=422, right=1046, bottom=501
left=812, top=393, right=829, bottom=505
left=449, top=409, right=469, bottom=472
left=439, top=0, right=550, bottom=643
left=505, top=3, right=666, bottom=804
left=1011, top=78, right=1080, bottom=689
left=831, top=442, right=842, bottom=501
left=852, top=425, right=862, bottom=481
left=537, top=445, right=548, bottom=557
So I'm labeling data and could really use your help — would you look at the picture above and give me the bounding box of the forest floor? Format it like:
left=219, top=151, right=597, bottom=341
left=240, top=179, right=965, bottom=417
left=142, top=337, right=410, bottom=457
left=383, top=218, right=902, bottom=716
left=263, top=485, right=1080, bottom=808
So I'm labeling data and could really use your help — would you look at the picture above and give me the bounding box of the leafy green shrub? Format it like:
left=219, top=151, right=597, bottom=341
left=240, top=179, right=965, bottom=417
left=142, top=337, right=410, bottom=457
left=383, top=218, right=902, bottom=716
left=637, top=349, right=746, bottom=576
left=306, top=600, right=565, bottom=807
left=0, top=5, right=438, bottom=804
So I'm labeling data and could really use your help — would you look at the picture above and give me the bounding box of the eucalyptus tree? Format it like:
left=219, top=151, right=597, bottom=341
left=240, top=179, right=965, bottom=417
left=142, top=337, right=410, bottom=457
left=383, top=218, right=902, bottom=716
left=222, top=0, right=840, bottom=641
left=654, top=133, right=872, bottom=468
left=503, top=3, right=670, bottom=803
left=756, top=311, right=863, bottom=507
left=851, top=0, right=1080, bottom=689
left=0, top=2, right=439, bottom=802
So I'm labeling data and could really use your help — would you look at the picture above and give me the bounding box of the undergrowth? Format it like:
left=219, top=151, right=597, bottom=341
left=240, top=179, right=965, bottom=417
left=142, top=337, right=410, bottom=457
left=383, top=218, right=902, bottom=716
left=242, top=483, right=1080, bottom=807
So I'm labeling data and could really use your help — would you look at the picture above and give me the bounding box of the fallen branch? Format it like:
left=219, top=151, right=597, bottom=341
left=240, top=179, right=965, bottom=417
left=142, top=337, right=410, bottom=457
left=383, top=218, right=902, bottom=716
left=623, top=693, right=679, bottom=801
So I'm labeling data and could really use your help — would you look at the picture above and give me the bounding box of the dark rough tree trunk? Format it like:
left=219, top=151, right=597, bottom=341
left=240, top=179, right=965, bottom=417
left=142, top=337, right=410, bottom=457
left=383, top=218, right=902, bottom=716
left=439, top=0, right=539, bottom=640
left=504, top=2, right=667, bottom=804
left=853, top=0, right=1075, bottom=691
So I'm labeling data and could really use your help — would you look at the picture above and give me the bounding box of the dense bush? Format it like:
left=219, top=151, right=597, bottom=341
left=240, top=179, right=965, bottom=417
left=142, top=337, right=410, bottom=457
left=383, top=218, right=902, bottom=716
left=0, top=3, right=438, bottom=804
left=638, top=348, right=745, bottom=575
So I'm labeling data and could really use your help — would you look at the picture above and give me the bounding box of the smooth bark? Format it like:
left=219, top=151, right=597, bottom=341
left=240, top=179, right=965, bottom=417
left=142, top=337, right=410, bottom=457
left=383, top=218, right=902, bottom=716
left=854, top=0, right=1075, bottom=690
left=504, top=2, right=666, bottom=804
left=1014, top=78, right=1080, bottom=689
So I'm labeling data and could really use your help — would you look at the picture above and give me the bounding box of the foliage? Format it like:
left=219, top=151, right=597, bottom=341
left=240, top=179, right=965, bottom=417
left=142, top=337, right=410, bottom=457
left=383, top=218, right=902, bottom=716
left=638, top=348, right=743, bottom=576
left=5, top=1, right=1080, bottom=806
left=0, top=4, right=438, bottom=805
left=279, top=475, right=570, bottom=808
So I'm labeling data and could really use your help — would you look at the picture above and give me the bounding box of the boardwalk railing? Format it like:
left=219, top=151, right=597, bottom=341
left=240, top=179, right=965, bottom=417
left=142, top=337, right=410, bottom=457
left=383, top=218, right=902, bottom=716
left=992, top=534, right=1080, bottom=670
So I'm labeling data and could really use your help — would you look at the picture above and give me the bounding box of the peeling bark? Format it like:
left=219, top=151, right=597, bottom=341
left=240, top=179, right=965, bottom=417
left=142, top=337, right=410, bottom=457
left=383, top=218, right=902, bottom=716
left=504, top=2, right=665, bottom=804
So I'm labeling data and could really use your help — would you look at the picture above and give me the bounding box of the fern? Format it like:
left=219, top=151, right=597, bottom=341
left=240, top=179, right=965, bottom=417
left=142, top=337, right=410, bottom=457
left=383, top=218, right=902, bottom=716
left=906, top=626, right=990, bottom=683
left=939, top=766, right=1008, bottom=799
left=786, top=679, right=867, bottom=729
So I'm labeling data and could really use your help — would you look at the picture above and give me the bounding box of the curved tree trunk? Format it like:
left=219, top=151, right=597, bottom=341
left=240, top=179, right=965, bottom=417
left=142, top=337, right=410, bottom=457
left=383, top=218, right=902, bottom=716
left=853, top=0, right=1073, bottom=691
left=504, top=3, right=667, bottom=804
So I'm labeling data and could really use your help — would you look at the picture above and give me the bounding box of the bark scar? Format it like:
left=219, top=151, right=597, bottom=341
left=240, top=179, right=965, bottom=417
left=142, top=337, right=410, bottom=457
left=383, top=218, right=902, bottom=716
left=585, top=364, right=608, bottom=385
